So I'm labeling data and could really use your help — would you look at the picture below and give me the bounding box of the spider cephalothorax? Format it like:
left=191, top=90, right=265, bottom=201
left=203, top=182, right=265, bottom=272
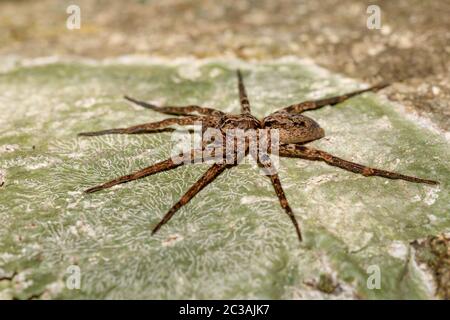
left=79, top=70, right=438, bottom=242
left=220, top=113, right=261, bottom=131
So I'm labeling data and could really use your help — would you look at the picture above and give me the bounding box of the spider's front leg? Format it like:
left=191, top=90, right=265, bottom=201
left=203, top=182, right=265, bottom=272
left=78, top=115, right=221, bottom=136
left=278, top=144, right=439, bottom=185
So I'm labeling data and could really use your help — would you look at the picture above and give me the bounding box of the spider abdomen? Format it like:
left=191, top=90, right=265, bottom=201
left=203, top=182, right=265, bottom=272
left=262, top=113, right=325, bottom=144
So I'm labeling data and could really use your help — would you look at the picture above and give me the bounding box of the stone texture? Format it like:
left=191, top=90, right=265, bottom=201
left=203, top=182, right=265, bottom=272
left=1, top=0, right=449, bottom=130
left=0, top=59, right=448, bottom=299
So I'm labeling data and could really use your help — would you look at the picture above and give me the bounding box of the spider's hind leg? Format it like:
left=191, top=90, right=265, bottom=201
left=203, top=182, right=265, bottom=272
left=84, top=148, right=215, bottom=193
left=124, top=96, right=224, bottom=117
left=78, top=116, right=215, bottom=136
left=84, top=157, right=181, bottom=193
left=151, top=163, right=231, bottom=235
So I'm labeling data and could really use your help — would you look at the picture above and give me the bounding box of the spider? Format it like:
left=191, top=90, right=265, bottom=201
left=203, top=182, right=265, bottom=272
left=79, top=70, right=438, bottom=242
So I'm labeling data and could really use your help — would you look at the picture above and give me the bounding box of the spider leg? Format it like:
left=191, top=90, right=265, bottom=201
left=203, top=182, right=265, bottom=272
left=84, top=148, right=218, bottom=193
left=277, top=83, right=389, bottom=114
left=124, top=95, right=224, bottom=117
left=151, top=163, right=231, bottom=235
left=237, top=69, right=252, bottom=114
left=85, top=158, right=181, bottom=193
left=254, top=154, right=303, bottom=242
left=78, top=116, right=217, bottom=136
left=279, top=145, right=439, bottom=185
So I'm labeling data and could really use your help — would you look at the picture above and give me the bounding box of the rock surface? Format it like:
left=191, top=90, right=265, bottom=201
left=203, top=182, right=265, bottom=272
left=1, top=0, right=449, bottom=130
left=0, top=59, right=448, bottom=299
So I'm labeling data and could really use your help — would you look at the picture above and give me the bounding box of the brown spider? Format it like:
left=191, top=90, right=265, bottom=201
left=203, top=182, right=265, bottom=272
left=79, top=70, right=438, bottom=242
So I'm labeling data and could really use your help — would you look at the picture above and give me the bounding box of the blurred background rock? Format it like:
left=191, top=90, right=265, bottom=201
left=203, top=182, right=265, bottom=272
left=0, top=0, right=449, bottom=130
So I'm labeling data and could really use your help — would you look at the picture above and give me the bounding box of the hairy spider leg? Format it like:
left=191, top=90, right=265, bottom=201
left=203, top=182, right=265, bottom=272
left=279, top=145, right=438, bottom=185
left=278, top=83, right=390, bottom=114
left=124, top=95, right=224, bottom=117
left=255, top=154, right=303, bottom=242
left=85, top=158, right=182, bottom=193
left=237, top=69, right=252, bottom=114
left=84, top=148, right=221, bottom=193
left=151, top=140, right=250, bottom=235
left=151, top=163, right=232, bottom=235
left=78, top=116, right=217, bottom=136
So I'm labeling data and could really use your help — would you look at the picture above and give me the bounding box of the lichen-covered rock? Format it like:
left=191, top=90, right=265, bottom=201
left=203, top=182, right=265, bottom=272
left=0, top=58, right=448, bottom=299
